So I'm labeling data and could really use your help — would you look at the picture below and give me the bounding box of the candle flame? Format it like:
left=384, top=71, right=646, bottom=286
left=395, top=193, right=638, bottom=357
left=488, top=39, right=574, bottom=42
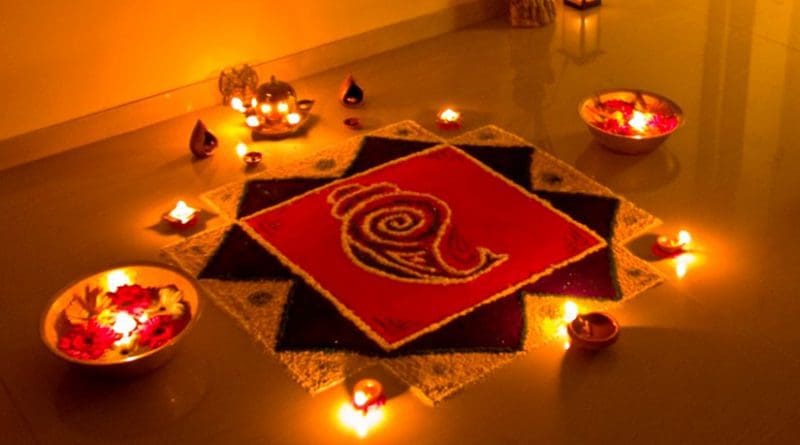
left=251, top=97, right=258, bottom=108
left=338, top=402, right=384, bottom=438
left=260, top=103, right=272, bottom=114
left=277, top=102, right=289, bottom=114
left=286, top=112, right=301, bottom=125
left=353, top=391, right=368, bottom=407
left=230, top=97, right=246, bottom=113
left=563, top=301, right=579, bottom=322
left=439, top=108, right=460, bottom=122
left=628, top=110, right=653, bottom=133
left=169, top=200, right=197, bottom=224
left=245, top=115, right=261, bottom=128
left=236, top=142, right=248, bottom=158
left=112, top=311, right=137, bottom=336
left=106, top=270, right=132, bottom=292
left=678, top=230, right=692, bottom=246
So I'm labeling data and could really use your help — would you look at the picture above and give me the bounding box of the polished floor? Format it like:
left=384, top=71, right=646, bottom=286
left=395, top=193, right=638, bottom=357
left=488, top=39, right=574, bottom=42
left=2, top=1, right=800, bottom=443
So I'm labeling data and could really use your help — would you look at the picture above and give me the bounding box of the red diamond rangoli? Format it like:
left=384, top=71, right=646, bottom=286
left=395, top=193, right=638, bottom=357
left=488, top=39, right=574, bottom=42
left=243, top=145, right=605, bottom=349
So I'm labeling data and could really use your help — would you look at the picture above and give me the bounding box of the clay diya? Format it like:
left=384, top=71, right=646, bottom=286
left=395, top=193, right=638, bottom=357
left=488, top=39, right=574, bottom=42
left=352, top=379, right=386, bottom=413
left=567, top=311, right=620, bottom=350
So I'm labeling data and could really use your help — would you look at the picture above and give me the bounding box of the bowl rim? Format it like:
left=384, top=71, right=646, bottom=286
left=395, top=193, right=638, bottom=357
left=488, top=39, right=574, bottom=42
left=578, top=88, right=685, bottom=141
left=40, top=261, right=202, bottom=367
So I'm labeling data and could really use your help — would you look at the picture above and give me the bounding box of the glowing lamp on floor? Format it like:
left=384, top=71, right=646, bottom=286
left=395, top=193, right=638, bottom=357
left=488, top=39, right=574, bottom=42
left=163, top=201, right=199, bottom=230
left=436, top=108, right=462, bottom=130
left=656, top=230, right=692, bottom=255
left=236, top=142, right=262, bottom=168
left=352, top=379, right=386, bottom=413
left=567, top=311, right=620, bottom=351
left=565, top=0, right=601, bottom=10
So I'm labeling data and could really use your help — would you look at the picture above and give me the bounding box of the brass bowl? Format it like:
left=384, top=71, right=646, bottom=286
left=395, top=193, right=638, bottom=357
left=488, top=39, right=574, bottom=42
left=579, top=89, right=684, bottom=155
left=41, top=263, right=201, bottom=377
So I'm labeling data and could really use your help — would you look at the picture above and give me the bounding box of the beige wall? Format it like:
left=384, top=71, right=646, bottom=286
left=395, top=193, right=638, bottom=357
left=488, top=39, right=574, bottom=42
left=0, top=0, right=474, bottom=141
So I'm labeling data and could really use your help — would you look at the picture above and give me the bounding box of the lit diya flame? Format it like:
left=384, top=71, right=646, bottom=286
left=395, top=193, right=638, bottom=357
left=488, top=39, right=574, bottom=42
left=561, top=300, right=579, bottom=350
left=230, top=97, right=247, bottom=113
left=338, top=402, right=384, bottom=438
left=105, top=269, right=132, bottom=293
left=163, top=200, right=199, bottom=229
left=656, top=230, right=692, bottom=255
left=352, top=379, right=386, bottom=413
left=337, top=379, right=386, bottom=438
left=675, top=253, right=696, bottom=279
left=437, top=108, right=462, bottom=130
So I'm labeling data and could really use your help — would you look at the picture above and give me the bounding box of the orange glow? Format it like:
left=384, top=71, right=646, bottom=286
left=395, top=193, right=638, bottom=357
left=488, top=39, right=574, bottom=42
left=168, top=200, right=197, bottom=224
left=260, top=103, right=272, bottom=114
left=277, top=102, right=289, bottom=114
left=438, top=108, right=461, bottom=123
left=245, top=115, right=261, bottom=128
left=236, top=142, right=248, bottom=158
left=628, top=110, right=653, bottom=133
left=678, top=230, right=692, bottom=246
left=558, top=300, right=580, bottom=351
left=338, top=402, right=384, bottom=438
left=105, top=269, right=132, bottom=292
left=563, top=300, right=579, bottom=322
left=286, top=112, right=301, bottom=125
left=230, top=97, right=246, bottom=113
left=675, top=253, right=695, bottom=279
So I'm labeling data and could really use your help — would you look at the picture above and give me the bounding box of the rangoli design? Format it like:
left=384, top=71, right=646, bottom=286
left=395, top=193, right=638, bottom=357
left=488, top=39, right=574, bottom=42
left=163, top=121, right=663, bottom=404
left=328, top=182, right=507, bottom=283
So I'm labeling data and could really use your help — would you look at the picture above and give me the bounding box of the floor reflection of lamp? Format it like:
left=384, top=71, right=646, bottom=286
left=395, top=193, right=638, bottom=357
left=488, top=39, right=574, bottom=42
left=559, top=6, right=603, bottom=65
left=564, top=0, right=601, bottom=10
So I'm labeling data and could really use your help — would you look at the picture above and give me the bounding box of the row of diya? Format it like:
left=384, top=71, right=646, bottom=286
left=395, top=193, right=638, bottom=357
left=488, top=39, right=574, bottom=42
left=40, top=236, right=694, bottom=438
left=40, top=229, right=694, bottom=368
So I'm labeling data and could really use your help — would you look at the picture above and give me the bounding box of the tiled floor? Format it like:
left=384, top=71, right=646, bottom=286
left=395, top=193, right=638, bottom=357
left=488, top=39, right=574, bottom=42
left=2, top=1, right=799, bottom=443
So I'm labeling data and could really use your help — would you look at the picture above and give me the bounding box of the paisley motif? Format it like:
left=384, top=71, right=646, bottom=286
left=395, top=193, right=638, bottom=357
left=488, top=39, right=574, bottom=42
left=327, top=183, right=507, bottom=283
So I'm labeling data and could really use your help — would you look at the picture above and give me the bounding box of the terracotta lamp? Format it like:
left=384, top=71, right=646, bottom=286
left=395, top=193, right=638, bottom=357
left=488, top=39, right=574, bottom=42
left=567, top=312, right=620, bottom=350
